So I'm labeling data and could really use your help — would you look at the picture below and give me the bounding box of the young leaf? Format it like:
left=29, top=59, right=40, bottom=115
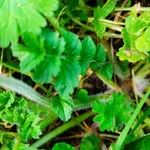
left=135, top=27, right=150, bottom=52
left=94, top=0, right=117, bottom=19
left=12, top=29, right=65, bottom=83
left=52, top=142, right=76, bottom=150
left=54, top=59, right=81, bottom=96
left=92, top=92, right=133, bottom=131
left=62, top=30, right=82, bottom=57
left=76, top=89, right=89, bottom=103
left=51, top=96, right=74, bottom=121
left=32, top=31, right=65, bottom=83
left=93, top=0, right=117, bottom=38
left=54, top=31, right=82, bottom=96
left=0, top=92, right=42, bottom=141
left=117, top=11, right=150, bottom=62
left=11, top=32, right=45, bottom=73
left=80, top=134, right=100, bottom=150
left=117, top=46, right=147, bottom=62
left=100, top=63, right=113, bottom=80
left=0, top=0, right=58, bottom=47
left=80, top=36, right=96, bottom=74
left=91, top=44, right=106, bottom=70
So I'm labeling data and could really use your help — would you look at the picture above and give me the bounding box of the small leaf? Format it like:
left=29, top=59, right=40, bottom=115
left=52, top=143, right=76, bottom=150
left=51, top=96, right=74, bottom=121
left=117, top=46, right=147, bottom=62
left=12, top=29, right=65, bottom=83
left=93, top=0, right=117, bottom=38
left=125, top=16, right=147, bottom=35
left=76, top=89, right=89, bottom=103
left=0, top=92, right=42, bottom=141
left=11, top=32, right=45, bottom=73
left=94, top=0, right=117, bottom=19
left=93, top=20, right=106, bottom=39
left=32, top=30, right=65, bottom=83
left=91, top=44, right=106, bottom=70
left=92, top=92, right=134, bottom=131
left=55, top=59, right=81, bottom=96
left=80, top=36, right=96, bottom=74
left=80, top=134, right=100, bottom=150
left=100, top=63, right=113, bottom=80
left=135, top=27, right=150, bottom=52
left=62, top=30, right=82, bottom=57
left=95, top=44, right=106, bottom=64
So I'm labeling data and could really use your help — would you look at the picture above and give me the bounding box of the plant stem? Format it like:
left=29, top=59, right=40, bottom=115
left=115, top=7, right=150, bottom=12
left=0, top=61, right=21, bottom=73
left=31, top=111, right=93, bottom=148
left=0, top=130, right=17, bottom=137
left=47, top=17, right=61, bottom=32
left=114, top=89, right=150, bottom=150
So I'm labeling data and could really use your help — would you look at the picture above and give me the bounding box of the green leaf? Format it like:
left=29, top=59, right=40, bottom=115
left=93, top=0, right=117, bottom=38
left=11, top=32, right=45, bottom=73
left=100, top=63, right=113, bottom=80
left=124, top=134, right=150, bottom=150
left=80, top=36, right=96, bottom=74
left=125, top=16, right=147, bottom=35
left=12, top=29, right=65, bottom=83
left=0, top=92, right=42, bottom=141
left=30, top=0, right=59, bottom=17
left=95, top=44, right=107, bottom=64
left=76, top=89, right=89, bottom=103
left=94, top=0, right=117, bottom=20
left=32, top=30, right=65, bottom=83
left=135, top=27, right=150, bottom=52
left=51, top=96, right=74, bottom=121
left=55, top=57, right=81, bottom=96
left=91, top=44, right=106, bottom=70
left=0, top=0, right=58, bottom=47
left=52, top=142, right=76, bottom=150
left=80, top=135, right=100, bottom=150
left=92, top=92, right=133, bottom=131
left=0, top=91, right=14, bottom=110
left=19, top=113, right=42, bottom=141
left=117, top=46, right=147, bottom=62
left=62, top=30, right=82, bottom=57
left=93, top=20, right=106, bottom=39
left=117, top=12, right=150, bottom=62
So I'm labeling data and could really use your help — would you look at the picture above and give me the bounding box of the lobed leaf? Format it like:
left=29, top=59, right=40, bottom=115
left=92, top=92, right=134, bottom=131
left=0, top=0, right=59, bottom=47
left=80, top=36, right=96, bottom=74
left=51, top=96, right=74, bottom=121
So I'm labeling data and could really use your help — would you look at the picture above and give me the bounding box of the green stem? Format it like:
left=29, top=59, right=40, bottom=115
left=31, top=111, right=93, bottom=148
left=114, top=89, right=150, bottom=150
left=104, top=32, right=122, bottom=38
left=101, top=22, right=123, bottom=32
left=47, top=17, right=61, bottom=32
left=99, top=19, right=125, bottom=26
left=66, top=9, right=95, bottom=32
left=67, top=10, right=122, bottom=38
left=0, top=130, right=17, bottom=137
left=115, top=7, right=150, bottom=12
left=0, top=61, right=21, bottom=73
